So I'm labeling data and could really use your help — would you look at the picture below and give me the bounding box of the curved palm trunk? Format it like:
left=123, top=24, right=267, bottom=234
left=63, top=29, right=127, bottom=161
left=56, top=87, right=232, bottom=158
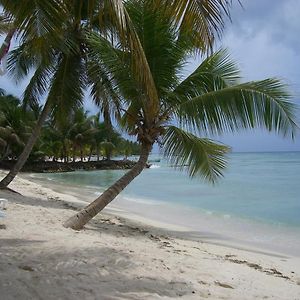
left=0, top=100, right=52, bottom=188
left=0, top=28, right=15, bottom=61
left=64, top=143, right=152, bottom=230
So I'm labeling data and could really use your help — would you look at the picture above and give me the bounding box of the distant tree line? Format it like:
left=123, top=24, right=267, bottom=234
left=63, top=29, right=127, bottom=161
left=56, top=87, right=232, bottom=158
left=0, top=93, right=141, bottom=163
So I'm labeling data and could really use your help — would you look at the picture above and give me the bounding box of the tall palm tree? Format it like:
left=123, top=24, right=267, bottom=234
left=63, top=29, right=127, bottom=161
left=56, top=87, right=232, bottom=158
left=0, top=0, right=82, bottom=186
left=0, top=1, right=110, bottom=185
left=64, top=0, right=297, bottom=230
left=0, top=0, right=235, bottom=188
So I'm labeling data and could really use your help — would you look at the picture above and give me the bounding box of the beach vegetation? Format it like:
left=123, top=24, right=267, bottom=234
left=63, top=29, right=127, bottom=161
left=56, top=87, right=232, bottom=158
left=64, top=0, right=297, bottom=229
left=0, top=97, right=140, bottom=163
left=0, top=0, right=234, bottom=187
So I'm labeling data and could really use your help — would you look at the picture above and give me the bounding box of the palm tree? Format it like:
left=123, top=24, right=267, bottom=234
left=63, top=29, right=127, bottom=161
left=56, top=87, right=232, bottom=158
left=0, top=0, right=235, bottom=188
left=100, top=140, right=116, bottom=161
left=88, top=113, right=107, bottom=161
left=68, top=109, right=97, bottom=162
left=0, top=94, right=35, bottom=160
left=0, top=1, right=109, bottom=185
left=0, top=0, right=82, bottom=186
left=64, top=0, right=297, bottom=230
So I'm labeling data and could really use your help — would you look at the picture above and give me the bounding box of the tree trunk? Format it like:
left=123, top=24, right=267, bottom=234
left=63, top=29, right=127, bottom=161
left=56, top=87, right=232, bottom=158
left=96, top=145, right=100, bottom=161
left=88, top=146, right=93, bottom=162
left=0, top=28, right=15, bottom=61
left=0, top=100, right=52, bottom=188
left=80, top=148, right=83, bottom=162
left=73, top=146, right=76, bottom=162
left=106, top=150, right=111, bottom=161
left=64, top=142, right=152, bottom=230
left=62, top=143, right=67, bottom=163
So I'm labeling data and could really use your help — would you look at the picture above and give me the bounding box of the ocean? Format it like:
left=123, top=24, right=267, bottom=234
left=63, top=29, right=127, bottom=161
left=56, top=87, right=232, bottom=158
left=31, top=152, right=300, bottom=256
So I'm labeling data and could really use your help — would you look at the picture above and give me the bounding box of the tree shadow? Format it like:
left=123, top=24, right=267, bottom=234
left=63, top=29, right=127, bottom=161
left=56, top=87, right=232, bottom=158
left=0, top=245, right=195, bottom=300
left=0, top=238, right=45, bottom=247
left=0, top=189, right=80, bottom=211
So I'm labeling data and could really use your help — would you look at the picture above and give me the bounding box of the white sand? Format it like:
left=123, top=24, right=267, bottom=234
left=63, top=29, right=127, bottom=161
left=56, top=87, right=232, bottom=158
left=0, top=171, right=300, bottom=300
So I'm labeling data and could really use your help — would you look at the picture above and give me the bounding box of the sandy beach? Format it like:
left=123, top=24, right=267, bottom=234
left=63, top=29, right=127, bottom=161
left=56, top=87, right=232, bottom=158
left=0, top=171, right=300, bottom=300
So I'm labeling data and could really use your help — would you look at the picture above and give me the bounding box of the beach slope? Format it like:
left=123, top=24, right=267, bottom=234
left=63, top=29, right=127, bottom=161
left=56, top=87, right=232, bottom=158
left=0, top=173, right=300, bottom=300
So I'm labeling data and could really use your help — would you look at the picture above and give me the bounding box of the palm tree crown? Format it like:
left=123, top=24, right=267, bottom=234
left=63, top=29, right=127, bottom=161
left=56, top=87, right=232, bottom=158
left=64, top=0, right=297, bottom=230
left=89, top=0, right=296, bottom=181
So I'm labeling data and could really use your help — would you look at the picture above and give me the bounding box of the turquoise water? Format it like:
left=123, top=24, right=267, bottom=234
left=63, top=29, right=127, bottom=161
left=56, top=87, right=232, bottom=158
left=36, top=152, right=300, bottom=228
left=31, top=152, right=300, bottom=255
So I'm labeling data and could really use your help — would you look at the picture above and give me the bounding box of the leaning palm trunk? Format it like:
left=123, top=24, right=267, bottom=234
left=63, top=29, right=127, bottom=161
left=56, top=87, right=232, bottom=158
left=0, top=100, right=52, bottom=188
left=64, top=142, right=152, bottom=230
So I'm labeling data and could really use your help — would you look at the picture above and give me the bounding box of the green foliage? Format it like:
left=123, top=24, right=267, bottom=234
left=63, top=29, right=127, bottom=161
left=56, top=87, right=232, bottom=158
left=163, top=126, right=230, bottom=182
left=0, top=0, right=297, bottom=184
left=88, top=0, right=297, bottom=182
left=100, top=141, right=116, bottom=160
left=0, top=91, right=140, bottom=162
left=0, top=93, right=35, bottom=159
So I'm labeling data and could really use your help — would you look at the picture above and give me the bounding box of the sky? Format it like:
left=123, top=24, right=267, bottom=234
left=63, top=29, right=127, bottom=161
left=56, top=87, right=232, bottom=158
left=0, top=0, right=299, bottom=152
left=216, top=0, right=300, bottom=152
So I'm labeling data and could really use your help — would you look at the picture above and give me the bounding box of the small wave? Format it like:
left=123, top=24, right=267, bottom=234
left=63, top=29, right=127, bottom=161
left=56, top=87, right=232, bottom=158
left=83, top=185, right=99, bottom=189
left=223, top=214, right=231, bottom=219
left=150, top=164, right=160, bottom=169
left=122, top=196, right=163, bottom=206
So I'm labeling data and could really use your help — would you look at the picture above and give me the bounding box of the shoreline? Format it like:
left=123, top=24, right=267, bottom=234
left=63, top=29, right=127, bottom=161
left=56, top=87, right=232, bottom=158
left=24, top=172, right=300, bottom=258
left=0, top=159, right=150, bottom=173
left=1, top=171, right=300, bottom=299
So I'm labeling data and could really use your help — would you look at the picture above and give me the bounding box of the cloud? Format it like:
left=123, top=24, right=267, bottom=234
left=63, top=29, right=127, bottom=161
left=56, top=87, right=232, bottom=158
left=223, top=0, right=300, bottom=92
left=214, top=0, right=300, bottom=151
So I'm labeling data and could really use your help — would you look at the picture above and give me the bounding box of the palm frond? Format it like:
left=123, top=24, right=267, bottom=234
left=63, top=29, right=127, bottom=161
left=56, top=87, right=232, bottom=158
left=1, top=0, right=68, bottom=41
left=163, top=126, right=230, bottom=182
left=22, top=62, right=54, bottom=109
left=47, top=52, right=85, bottom=127
left=87, top=32, right=141, bottom=104
left=119, top=101, right=142, bottom=134
left=126, top=1, right=186, bottom=96
left=175, top=79, right=298, bottom=137
left=87, top=50, right=122, bottom=121
left=172, top=49, right=240, bottom=100
left=0, top=13, right=12, bottom=33
left=156, top=0, right=234, bottom=51
left=97, top=0, right=159, bottom=117
left=7, top=43, right=37, bottom=80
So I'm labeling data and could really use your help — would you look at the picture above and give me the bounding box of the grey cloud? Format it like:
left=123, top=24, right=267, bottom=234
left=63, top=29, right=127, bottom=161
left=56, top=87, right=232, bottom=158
left=220, top=0, right=300, bottom=96
left=215, top=0, right=300, bottom=151
left=226, top=0, right=300, bottom=51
